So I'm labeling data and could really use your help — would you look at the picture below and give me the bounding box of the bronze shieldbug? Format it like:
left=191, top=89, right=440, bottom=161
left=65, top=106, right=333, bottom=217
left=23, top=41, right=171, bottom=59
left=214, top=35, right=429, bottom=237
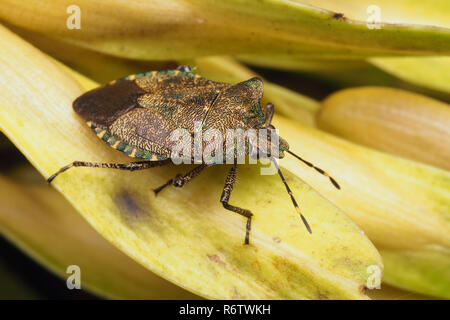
left=48, top=65, right=339, bottom=244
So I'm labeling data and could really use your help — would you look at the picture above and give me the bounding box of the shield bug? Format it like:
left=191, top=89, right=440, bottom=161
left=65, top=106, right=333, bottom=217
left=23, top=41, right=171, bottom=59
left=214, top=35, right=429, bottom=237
left=48, top=65, right=340, bottom=244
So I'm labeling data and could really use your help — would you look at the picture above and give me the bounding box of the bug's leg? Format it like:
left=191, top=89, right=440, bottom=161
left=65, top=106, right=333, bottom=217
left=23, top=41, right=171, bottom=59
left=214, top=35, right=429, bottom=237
left=176, top=65, right=192, bottom=73
left=47, top=160, right=171, bottom=183
left=220, top=164, right=253, bottom=245
left=264, top=102, right=274, bottom=127
left=153, top=164, right=208, bottom=195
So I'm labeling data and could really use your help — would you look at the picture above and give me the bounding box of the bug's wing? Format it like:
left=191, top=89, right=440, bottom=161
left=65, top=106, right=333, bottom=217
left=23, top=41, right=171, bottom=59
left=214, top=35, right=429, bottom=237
left=73, top=71, right=232, bottom=159
left=74, top=80, right=147, bottom=128
left=108, top=107, right=180, bottom=158
left=135, top=72, right=232, bottom=132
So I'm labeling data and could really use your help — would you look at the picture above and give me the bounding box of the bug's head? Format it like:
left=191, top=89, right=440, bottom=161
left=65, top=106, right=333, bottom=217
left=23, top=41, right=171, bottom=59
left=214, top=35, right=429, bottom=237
left=246, top=101, right=288, bottom=160
left=255, top=102, right=289, bottom=159
left=277, top=134, right=290, bottom=159
left=251, top=124, right=289, bottom=159
left=261, top=101, right=341, bottom=190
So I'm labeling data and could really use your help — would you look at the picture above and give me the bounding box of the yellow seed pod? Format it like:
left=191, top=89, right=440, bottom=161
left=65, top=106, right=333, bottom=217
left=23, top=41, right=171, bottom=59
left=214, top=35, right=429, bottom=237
left=317, top=87, right=450, bottom=170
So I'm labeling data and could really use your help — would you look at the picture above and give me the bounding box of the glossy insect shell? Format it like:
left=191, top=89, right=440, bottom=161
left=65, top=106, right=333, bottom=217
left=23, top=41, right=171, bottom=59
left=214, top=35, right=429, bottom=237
left=73, top=70, right=266, bottom=161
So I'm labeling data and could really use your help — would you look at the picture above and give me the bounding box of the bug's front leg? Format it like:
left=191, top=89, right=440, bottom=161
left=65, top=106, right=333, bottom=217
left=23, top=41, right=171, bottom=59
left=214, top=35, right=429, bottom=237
left=47, top=160, right=171, bottom=183
left=220, top=164, right=253, bottom=245
left=153, top=164, right=208, bottom=195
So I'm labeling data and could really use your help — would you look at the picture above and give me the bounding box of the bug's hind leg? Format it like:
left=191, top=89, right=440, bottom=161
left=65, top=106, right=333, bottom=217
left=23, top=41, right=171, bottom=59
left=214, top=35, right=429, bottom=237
left=220, top=164, right=253, bottom=245
left=47, top=160, right=171, bottom=183
left=153, top=164, right=208, bottom=195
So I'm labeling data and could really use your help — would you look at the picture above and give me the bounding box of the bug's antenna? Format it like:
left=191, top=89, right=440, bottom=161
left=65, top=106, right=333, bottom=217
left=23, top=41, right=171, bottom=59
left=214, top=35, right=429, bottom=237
left=271, top=158, right=312, bottom=234
left=286, top=150, right=340, bottom=190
